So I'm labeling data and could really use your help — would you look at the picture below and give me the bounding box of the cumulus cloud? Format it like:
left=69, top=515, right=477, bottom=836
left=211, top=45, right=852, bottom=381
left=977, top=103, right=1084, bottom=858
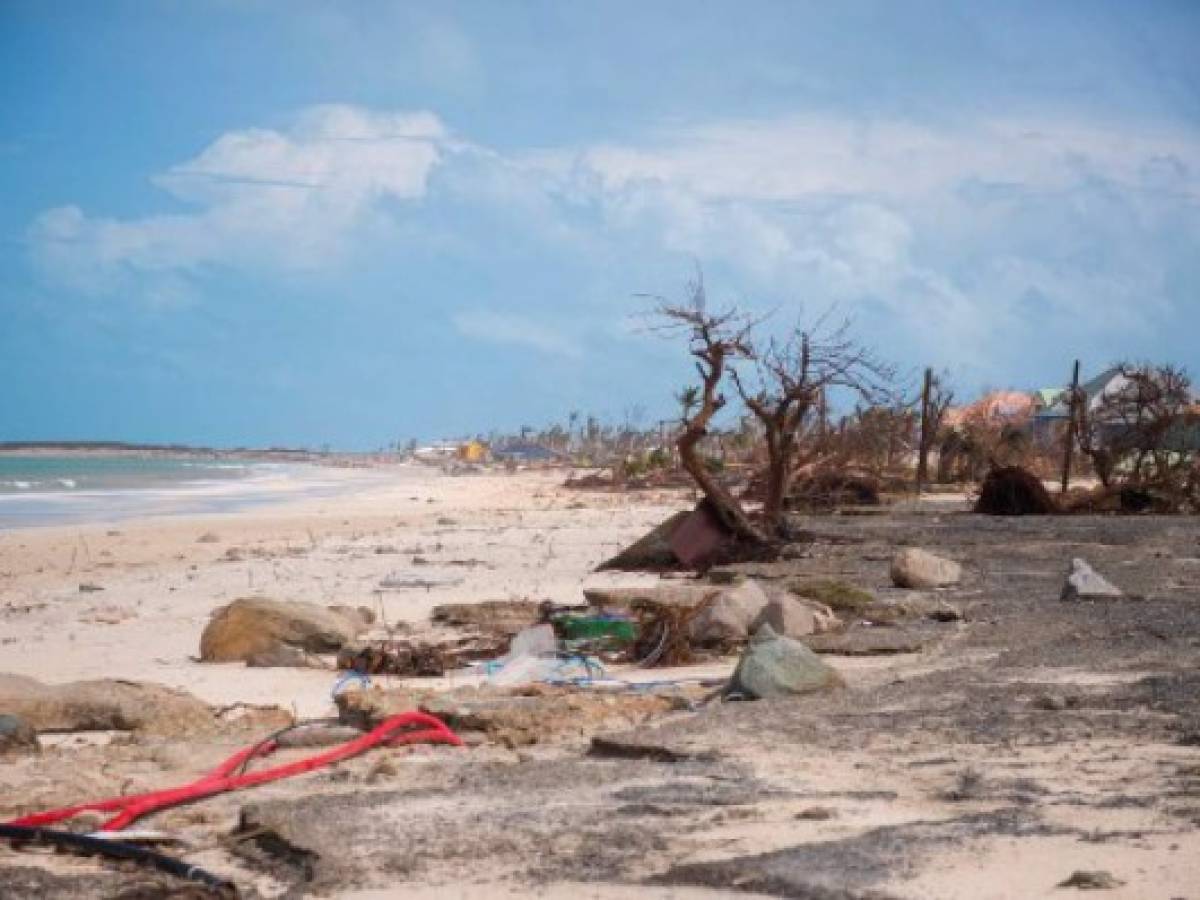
left=27, top=103, right=1200, bottom=377
left=30, top=105, right=449, bottom=294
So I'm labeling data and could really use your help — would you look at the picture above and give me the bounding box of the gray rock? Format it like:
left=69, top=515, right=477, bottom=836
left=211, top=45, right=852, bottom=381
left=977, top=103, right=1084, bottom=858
left=725, top=624, right=842, bottom=699
left=690, top=579, right=770, bottom=646
left=1060, top=558, right=1123, bottom=601
left=0, top=713, right=38, bottom=755
left=751, top=594, right=837, bottom=639
left=890, top=548, right=962, bottom=589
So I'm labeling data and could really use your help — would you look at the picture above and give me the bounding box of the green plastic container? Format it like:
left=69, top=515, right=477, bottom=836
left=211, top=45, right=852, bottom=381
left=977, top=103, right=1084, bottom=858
left=556, top=615, right=637, bottom=644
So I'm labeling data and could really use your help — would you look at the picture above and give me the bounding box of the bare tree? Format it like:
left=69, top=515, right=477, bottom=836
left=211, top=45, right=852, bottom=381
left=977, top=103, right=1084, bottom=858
left=1077, top=363, right=1197, bottom=491
left=650, top=277, right=769, bottom=544
left=730, top=316, right=896, bottom=533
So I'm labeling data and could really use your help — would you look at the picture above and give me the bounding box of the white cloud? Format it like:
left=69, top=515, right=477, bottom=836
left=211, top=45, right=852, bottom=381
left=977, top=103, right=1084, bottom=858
left=569, top=116, right=1200, bottom=202
left=30, top=105, right=449, bottom=293
left=28, top=104, right=1199, bottom=380
left=452, top=310, right=582, bottom=359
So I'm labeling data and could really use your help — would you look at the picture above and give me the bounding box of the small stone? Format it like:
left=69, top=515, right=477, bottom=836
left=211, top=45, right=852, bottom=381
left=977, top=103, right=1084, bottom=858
left=0, top=714, right=39, bottom=755
left=890, top=548, right=962, bottom=589
left=1056, top=869, right=1124, bottom=890
left=795, top=806, right=836, bottom=820
left=1034, top=694, right=1068, bottom=711
left=1061, top=558, right=1123, bottom=601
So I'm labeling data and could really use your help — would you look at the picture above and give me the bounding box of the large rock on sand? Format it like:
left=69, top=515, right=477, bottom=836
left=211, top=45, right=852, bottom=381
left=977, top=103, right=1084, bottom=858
left=200, top=597, right=373, bottom=663
left=725, top=624, right=842, bottom=700
left=689, top=579, right=770, bottom=647
left=751, top=593, right=838, bottom=639
left=0, top=674, right=215, bottom=736
left=890, top=548, right=961, bottom=589
left=1060, top=558, right=1123, bottom=601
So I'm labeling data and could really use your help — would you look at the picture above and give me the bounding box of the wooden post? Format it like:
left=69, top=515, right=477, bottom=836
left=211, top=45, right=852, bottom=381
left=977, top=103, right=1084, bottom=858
left=1060, top=359, right=1081, bottom=494
left=916, top=367, right=933, bottom=494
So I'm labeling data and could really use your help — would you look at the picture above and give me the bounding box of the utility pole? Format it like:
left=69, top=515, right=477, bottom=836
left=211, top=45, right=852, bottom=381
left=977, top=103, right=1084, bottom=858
left=1060, top=359, right=1081, bottom=494
left=915, top=367, right=933, bottom=495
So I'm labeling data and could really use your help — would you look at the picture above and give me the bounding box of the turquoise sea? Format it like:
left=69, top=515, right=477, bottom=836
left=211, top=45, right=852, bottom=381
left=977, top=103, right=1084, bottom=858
left=0, top=455, right=297, bottom=529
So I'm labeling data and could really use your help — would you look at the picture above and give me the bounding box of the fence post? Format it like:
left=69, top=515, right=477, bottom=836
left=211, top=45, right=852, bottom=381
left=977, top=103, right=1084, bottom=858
left=1060, top=359, right=1081, bottom=494
left=916, top=367, right=933, bottom=495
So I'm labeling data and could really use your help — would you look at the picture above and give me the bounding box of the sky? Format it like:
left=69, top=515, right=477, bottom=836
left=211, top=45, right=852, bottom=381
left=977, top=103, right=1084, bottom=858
left=1, top=0, right=1198, bottom=449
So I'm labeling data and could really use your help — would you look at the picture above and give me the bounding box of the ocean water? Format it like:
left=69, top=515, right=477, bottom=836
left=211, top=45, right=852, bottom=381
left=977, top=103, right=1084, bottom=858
left=0, top=455, right=305, bottom=529
left=0, top=455, right=260, bottom=494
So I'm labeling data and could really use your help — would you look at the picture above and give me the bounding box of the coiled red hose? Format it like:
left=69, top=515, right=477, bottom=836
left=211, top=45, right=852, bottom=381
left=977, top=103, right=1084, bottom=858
left=7, top=711, right=461, bottom=832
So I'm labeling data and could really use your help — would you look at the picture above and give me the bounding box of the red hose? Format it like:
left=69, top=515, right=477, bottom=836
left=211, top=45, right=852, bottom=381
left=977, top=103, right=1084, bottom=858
left=7, top=711, right=461, bottom=832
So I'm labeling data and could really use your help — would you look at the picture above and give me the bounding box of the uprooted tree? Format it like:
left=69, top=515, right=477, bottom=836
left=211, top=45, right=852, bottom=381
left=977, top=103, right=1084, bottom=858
left=652, top=276, right=896, bottom=544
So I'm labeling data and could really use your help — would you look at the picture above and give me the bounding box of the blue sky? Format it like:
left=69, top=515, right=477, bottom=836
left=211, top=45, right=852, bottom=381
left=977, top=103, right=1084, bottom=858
left=2, top=1, right=1197, bottom=448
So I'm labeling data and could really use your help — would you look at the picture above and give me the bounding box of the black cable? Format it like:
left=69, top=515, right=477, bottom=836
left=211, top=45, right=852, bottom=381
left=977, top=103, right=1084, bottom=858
left=0, top=824, right=236, bottom=894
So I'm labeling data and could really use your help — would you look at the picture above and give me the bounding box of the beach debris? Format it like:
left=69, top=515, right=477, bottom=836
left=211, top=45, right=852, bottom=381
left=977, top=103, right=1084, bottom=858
left=337, top=632, right=507, bottom=676
left=430, top=599, right=542, bottom=635
left=724, top=624, right=842, bottom=700
left=1060, top=558, right=1124, bottom=601
left=553, top=612, right=637, bottom=651
left=689, top=578, right=770, bottom=648
left=6, top=712, right=461, bottom=833
left=196, top=531, right=221, bottom=543
left=246, top=645, right=328, bottom=669
left=795, top=806, right=837, bottom=820
left=78, top=582, right=104, bottom=592
left=0, top=674, right=216, bottom=736
left=630, top=602, right=699, bottom=667
left=588, top=732, right=716, bottom=763
left=669, top=499, right=733, bottom=569
left=1056, top=870, right=1125, bottom=890
left=890, top=548, right=962, bottom=589
left=198, top=597, right=373, bottom=663
left=0, top=713, right=38, bottom=756
left=583, top=583, right=721, bottom=611
left=0, top=825, right=237, bottom=895
left=974, top=465, right=1057, bottom=515
left=378, top=572, right=463, bottom=590
left=596, top=510, right=691, bottom=572
left=79, top=603, right=137, bottom=625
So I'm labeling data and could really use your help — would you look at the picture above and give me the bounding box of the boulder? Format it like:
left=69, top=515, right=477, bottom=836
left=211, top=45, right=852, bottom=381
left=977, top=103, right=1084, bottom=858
left=725, top=624, right=842, bottom=699
left=689, top=579, right=770, bottom=647
left=751, top=593, right=838, bottom=639
left=890, top=548, right=962, bottom=589
left=199, top=597, right=371, bottom=663
left=0, top=674, right=215, bottom=736
left=1060, top=558, right=1123, bottom=601
left=0, top=713, right=38, bottom=755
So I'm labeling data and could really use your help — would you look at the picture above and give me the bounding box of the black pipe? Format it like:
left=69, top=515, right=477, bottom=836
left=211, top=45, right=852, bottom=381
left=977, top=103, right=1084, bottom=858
left=0, top=824, right=237, bottom=895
